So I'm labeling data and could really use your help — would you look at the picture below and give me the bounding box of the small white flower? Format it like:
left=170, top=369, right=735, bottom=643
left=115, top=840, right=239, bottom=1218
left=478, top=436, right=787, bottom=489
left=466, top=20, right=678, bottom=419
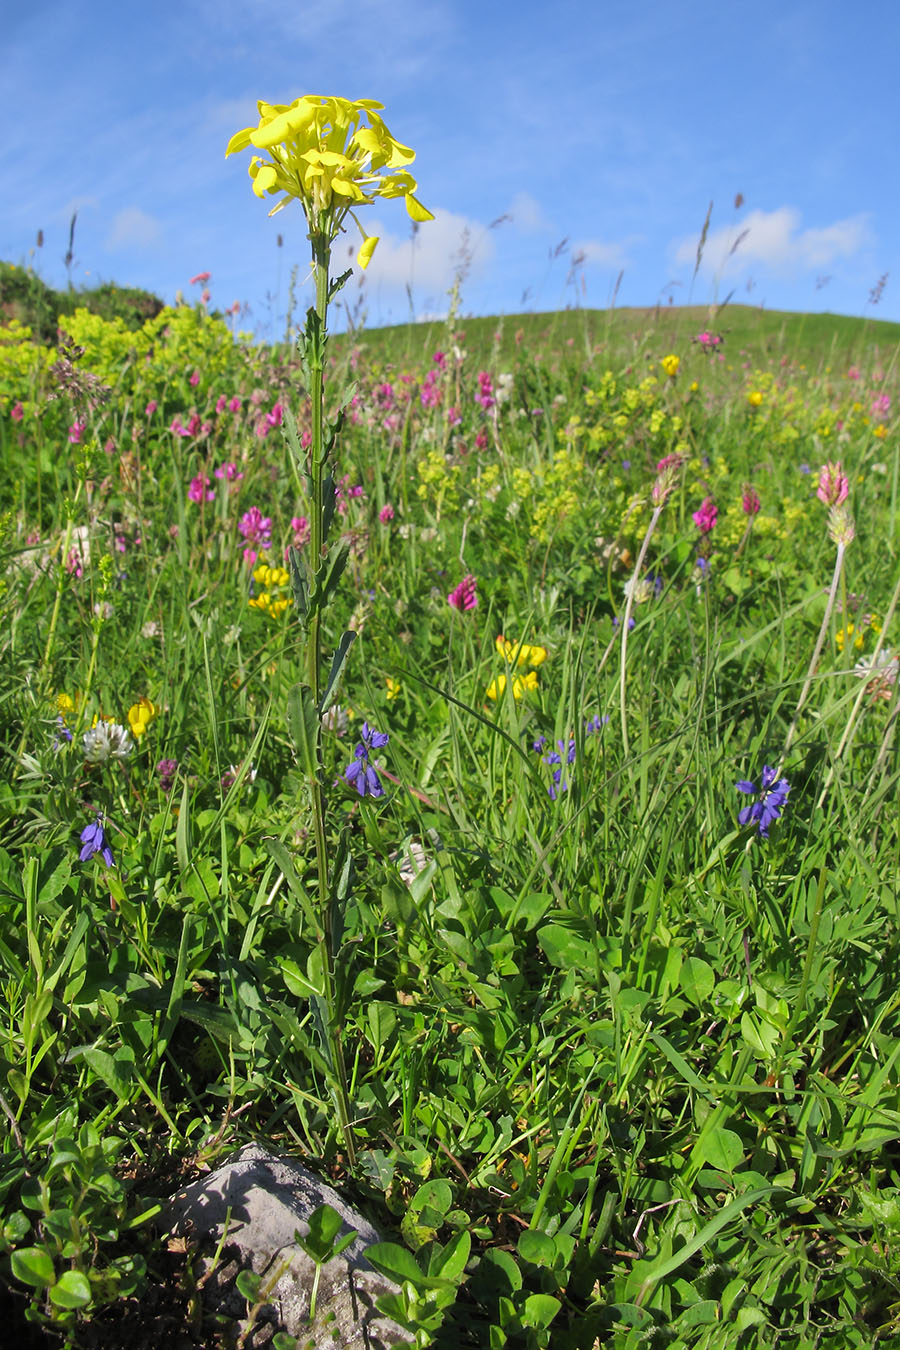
left=855, top=648, right=898, bottom=681
left=83, top=720, right=133, bottom=764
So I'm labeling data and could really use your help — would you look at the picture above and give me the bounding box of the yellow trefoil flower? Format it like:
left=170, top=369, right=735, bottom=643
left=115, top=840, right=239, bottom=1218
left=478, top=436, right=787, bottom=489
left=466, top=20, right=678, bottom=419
left=486, top=671, right=539, bottom=701
left=661, top=354, right=680, bottom=378
left=386, top=677, right=401, bottom=700
left=128, top=697, right=158, bottom=739
left=225, top=95, right=433, bottom=268
left=495, top=635, right=548, bottom=668
left=747, top=390, right=764, bottom=407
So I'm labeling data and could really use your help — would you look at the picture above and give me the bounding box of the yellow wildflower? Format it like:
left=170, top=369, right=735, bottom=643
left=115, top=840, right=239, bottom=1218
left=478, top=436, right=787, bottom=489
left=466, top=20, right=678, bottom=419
left=56, top=692, right=75, bottom=716
left=386, top=677, right=401, bottom=700
left=661, top=354, right=680, bottom=378
left=128, top=697, right=158, bottom=739
left=226, top=95, right=433, bottom=268
left=495, top=635, right=547, bottom=667
left=747, top=390, right=764, bottom=407
left=486, top=671, right=539, bottom=701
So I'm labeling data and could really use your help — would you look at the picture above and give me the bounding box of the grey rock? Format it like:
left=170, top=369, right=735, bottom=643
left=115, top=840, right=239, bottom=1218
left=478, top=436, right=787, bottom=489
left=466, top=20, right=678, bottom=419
left=161, top=1143, right=412, bottom=1349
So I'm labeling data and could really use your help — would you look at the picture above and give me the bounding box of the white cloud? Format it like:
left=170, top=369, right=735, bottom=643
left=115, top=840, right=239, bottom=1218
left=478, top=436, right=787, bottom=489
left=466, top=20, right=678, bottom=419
left=508, top=191, right=549, bottom=234
left=674, top=207, right=872, bottom=277
left=574, top=238, right=630, bottom=269
left=359, top=207, right=496, bottom=291
left=105, top=207, right=163, bottom=251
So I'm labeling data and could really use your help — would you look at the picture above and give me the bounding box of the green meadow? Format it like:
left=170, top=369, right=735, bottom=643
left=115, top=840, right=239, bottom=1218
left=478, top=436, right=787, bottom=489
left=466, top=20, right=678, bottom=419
left=2, top=271, right=900, bottom=1347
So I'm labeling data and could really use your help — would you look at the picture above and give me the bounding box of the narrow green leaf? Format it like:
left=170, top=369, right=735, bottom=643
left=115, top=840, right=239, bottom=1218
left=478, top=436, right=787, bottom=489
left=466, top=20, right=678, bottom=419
left=320, top=630, right=356, bottom=715
left=176, top=778, right=192, bottom=874
left=288, top=683, right=320, bottom=780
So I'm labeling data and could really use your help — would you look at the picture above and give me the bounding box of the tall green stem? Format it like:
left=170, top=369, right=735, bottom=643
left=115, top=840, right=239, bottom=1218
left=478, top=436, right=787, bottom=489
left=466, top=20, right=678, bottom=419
left=305, top=232, right=356, bottom=1166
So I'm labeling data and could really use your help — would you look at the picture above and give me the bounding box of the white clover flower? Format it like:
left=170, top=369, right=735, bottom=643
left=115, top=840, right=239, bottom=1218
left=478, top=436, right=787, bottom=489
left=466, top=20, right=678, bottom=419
left=855, top=648, right=898, bottom=681
left=83, top=720, right=133, bottom=764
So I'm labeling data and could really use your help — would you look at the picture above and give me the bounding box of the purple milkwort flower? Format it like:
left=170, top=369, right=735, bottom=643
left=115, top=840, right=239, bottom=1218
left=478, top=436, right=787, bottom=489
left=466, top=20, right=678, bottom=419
left=817, top=462, right=849, bottom=507
left=692, top=497, right=718, bottom=534
left=68, top=421, right=86, bottom=444
left=532, top=735, right=548, bottom=752
left=742, top=484, right=761, bottom=516
left=79, top=815, right=114, bottom=867
left=379, top=503, right=395, bottom=524
left=585, top=714, right=608, bottom=733
left=543, top=739, right=575, bottom=800
left=52, top=716, right=74, bottom=750
left=344, top=722, right=389, bottom=798
left=447, top=574, right=478, bottom=611
left=736, top=766, right=790, bottom=838
left=612, top=614, right=636, bottom=630
left=188, top=474, right=214, bottom=503
left=156, top=758, right=178, bottom=793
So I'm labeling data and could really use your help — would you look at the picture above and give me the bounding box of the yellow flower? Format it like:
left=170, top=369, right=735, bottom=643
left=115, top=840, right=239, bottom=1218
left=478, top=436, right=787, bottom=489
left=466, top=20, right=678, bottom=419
left=661, top=354, right=680, bottom=378
left=128, top=696, right=158, bottom=739
left=56, top=692, right=75, bottom=716
left=874, top=424, right=887, bottom=439
left=690, top=380, right=699, bottom=392
left=486, top=671, right=539, bottom=701
left=747, top=390, right=764, bottom=407
left=386, top=677, right=401, bottom=700
left=226, top=95, right=433, bottom=268
left=495, top=635, right=547, bottom=667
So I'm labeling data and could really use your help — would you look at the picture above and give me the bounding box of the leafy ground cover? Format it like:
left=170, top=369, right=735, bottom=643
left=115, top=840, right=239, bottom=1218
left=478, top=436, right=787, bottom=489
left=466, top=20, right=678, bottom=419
left=1, top=289, right=900, bottom=1347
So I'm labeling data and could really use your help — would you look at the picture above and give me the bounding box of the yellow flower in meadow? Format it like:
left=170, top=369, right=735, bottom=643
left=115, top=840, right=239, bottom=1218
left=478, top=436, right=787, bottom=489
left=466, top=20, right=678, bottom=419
left=874, top=424, right=887, bottom=439
left=386, top=677, right=401, bottom=700
left=56, top=692, right=75, bottom=716
left=690, top=380, right=699, bottom=392
left=486, top=671, right=539, bottom=701
left=495, top=635, right=547, bottom=668
left=661, top=354, right=680, bottom=378
left=128, top=697, right=158, bottom=739
left=747, top=390, right=764, bottom=407
left=226, top=95, right=433, bottom=267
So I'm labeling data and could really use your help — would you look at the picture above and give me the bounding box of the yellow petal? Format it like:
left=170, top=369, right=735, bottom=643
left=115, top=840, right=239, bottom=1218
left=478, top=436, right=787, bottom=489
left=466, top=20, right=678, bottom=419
left=405, top=193, right=434, bottom=222
left=225, top=126, right=254, bottom=157
left=357, top=236, right=379, bottom=269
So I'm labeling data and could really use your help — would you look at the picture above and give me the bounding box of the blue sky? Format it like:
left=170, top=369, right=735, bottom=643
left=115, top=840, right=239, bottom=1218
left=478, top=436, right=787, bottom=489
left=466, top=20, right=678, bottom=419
left=3, top=0, right=898, bottom=337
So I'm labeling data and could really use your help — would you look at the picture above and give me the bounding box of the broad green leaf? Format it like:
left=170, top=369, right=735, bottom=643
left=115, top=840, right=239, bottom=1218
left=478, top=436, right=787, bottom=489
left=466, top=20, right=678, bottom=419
left=49, top=1269, right=92, bottom=1309
left=11, top=1246, right=55, bottom=1288
left=690, top=1125, right=744, bottom=1174
left=679, top=956, right=715, bottom=1006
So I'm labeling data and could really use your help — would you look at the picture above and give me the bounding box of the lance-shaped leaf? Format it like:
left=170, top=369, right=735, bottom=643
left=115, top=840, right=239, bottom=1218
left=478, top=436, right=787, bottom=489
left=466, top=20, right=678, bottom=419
left=288, top=545, right=310, bottom=624
left=288, top=683, right=320, bottom=780
left=311, top=539, right=351, bottom=614
left=328, top=268, right=353, bottom=302
left=320, top=630, right=356, bottom=715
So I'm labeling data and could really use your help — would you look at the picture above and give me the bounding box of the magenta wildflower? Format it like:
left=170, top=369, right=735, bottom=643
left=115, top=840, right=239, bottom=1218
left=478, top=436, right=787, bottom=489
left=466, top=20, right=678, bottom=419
left=68, top=421, right=86, bottom=444
left=475, top=430, right=488, bottom=451
left=215, top=461, right=243, bottom=482
left=290, top=516, right=310, bottom=547
left=189, top=370, right=200, bottom=387
left=379, top=503, right=395, bottom=524
left=229, top=395, right=242, bottom=413
left=817, top=462, right=849, bottom=507
left=475, top=371, right=495, bottom=410
left=189, top=271, right=211, bottom=285
left=188, top=474, right=214, bottom=503
left=421, top=369, right=441, bottom=408
left=145, top=400, right=158, bottom=416
left=741, top=484, right=761, bottom=516
left=11, top=401, right=24, bottom=421
left=692, top=497, right=718, bottom=534
left=170, top=416, right=190, bottom=438
left=448, top=574, right=478, bottom=611
left=156, top=758, right=178, bottom=793
left=239, top=506, right=272, bottom=557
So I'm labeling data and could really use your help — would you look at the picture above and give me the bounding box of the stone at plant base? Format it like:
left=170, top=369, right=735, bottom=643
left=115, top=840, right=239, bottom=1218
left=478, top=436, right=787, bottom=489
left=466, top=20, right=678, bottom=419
left=160, top=1143, right=412, bottom=1348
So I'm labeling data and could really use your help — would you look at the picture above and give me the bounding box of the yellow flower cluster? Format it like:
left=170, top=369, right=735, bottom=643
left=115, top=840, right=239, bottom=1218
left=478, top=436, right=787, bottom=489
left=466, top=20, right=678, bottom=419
left=836, top=616, right=881, bottom=653
left=226, top=95, right=433, bottom=268
left=487, top=636, right=547, bottom=700
left=250, top=563, right=292, bottom=619
left=661, top=354, right=680, bottom=378
left=127, top=696, right=158, bottom=739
